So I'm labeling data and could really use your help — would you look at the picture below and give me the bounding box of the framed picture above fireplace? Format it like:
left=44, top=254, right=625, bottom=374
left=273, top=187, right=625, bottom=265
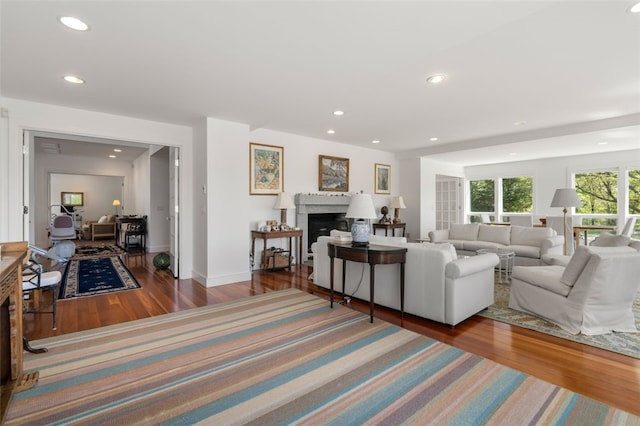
left=318, top=155, right=349, bottom=192
left=374, top=163, right=390, bottom=194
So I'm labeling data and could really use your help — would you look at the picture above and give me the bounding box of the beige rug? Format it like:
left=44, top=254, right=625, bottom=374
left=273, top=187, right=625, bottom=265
left=478, top=283, right=640, bottom=359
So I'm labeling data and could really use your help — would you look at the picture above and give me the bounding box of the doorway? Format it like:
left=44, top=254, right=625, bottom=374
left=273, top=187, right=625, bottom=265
left=24, top=130, right=181, bottom=277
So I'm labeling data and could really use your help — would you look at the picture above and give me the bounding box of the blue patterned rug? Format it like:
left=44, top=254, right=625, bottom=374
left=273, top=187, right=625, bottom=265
left=478, top=283, right=640, bottom=359
left=59, top=256, right=141, bottom=299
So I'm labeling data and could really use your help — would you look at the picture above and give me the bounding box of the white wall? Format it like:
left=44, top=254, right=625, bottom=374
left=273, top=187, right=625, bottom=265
left=0, top=97, right=194, bottom=279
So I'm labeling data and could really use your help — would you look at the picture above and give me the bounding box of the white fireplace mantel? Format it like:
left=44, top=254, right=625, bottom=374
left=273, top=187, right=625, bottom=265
left=295, top=193, right=351, bottom=261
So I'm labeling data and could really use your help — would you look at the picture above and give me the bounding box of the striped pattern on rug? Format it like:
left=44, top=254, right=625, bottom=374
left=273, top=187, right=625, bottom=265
left=7, top=289, right=638, bottom=425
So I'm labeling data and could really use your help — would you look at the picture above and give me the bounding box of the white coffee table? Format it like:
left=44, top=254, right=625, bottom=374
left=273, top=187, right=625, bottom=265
left=477, top=248, right=515, bottom=283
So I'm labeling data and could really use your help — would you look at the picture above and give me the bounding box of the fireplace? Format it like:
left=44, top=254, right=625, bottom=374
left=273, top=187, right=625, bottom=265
left=295, top=194, right=351, bottom=261
left=307, top=213, right=349, bottom=253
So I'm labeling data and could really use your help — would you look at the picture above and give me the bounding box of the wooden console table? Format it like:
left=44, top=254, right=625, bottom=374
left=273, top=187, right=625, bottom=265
left=372, top=223, right=406, bottom=237
left=327, top=242, right=407, bottom=323
left=251, top=229, right=303, bottom=271
left=0, top=241, right=38, bottom=422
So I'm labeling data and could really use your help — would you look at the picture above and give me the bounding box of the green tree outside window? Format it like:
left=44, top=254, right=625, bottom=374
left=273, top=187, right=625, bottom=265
left=503, top=177, right=532, bottom=213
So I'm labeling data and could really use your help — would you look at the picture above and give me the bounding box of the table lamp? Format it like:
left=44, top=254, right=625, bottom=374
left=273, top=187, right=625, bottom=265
left=390, top=196, right=406, bottom=224
left=346, top=192, right=377, bottom=247
left=550, top=188, right=582, bottom=255
left=273, top=192, right=295, bottom=226
left=112, top=199, right=121, bottom=216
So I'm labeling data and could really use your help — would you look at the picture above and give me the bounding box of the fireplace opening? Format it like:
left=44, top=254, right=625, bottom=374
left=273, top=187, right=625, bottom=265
left=308, top=213, right=349, bottom=253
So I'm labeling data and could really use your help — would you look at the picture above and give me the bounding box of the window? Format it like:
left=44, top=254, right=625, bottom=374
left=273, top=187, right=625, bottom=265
left=502, top=176, right=532, bottom=213
left=469, top=179, right=494, bottom=222
left=575, top=170, right=618, bottom=214
left=629, top=168, right=640, bottom=215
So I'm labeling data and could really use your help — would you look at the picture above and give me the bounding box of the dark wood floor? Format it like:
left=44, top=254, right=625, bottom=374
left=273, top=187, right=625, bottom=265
left=24, top=251, right=640, bottom=416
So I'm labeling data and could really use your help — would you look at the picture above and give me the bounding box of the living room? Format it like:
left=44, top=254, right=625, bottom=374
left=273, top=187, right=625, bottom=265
left=1, top=2, right=640, bottom=422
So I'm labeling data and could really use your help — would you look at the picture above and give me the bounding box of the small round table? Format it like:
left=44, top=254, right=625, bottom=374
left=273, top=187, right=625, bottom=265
left=477, top=248, right=515, bottom=283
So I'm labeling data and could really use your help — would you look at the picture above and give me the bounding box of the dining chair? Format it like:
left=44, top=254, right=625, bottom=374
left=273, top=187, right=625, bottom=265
left=22, top=249, right=61, bottom=330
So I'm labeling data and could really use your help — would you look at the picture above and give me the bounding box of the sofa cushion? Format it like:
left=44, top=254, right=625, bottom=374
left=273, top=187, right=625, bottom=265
left=369, top=234, right=407, bottom=245
left=97, top=215, right=108, bottom=224
left=560, top=246, right=591, bottom=286
left=462, top=240, right=503, bottom=252
left=510, top=226, right=555, bottom=246
left=449, top=224, right=480, bottom=241
left=513, top=265, right=571, bottom=296
left=590, top=233, right=631, bottom=247
left=629, top=240, right=640, bottom=251
left=478, top=225, right=511, bottom=246
left=507, top=245, right=540, bottom=259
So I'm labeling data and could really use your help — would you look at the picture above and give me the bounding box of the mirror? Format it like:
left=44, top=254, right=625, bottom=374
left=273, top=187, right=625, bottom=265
left=61, top=191, right=84, bottom=207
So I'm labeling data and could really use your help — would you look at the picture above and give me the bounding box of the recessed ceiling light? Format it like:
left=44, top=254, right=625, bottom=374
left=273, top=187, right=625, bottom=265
left=113, top=148, right=122, bottom=152
left=63, top=75, right=85, bottom=84
left=372, top=140, right=380, bottom=144
left=333, top=110, right=344, bottom=116
left=59, top=16, right=89, bottom=31
left=109, top=155, right=116, bottom=158
left=429, top=137, right=438, bottom=141
left=598, top=142, right=609, bottom=146
left=630, top=2, right=640, bottom=13
left=513, top=121, right=527, bottom=126
left=327, top=129, right=335, bottom=134
left=509, top=152, right=518, bottom=156
left=426, top=74, right=446, bottom=84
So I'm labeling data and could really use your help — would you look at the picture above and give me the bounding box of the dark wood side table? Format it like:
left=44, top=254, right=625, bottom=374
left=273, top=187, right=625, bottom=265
left=372, top=222, right=406, bottom=237
left=327, top=242, right=407, bottom=323
left=251, top=229, right=303, bottom=271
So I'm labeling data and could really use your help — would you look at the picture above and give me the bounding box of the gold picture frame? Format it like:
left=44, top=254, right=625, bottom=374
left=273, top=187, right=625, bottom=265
left=318, top=155, right=349, bottom=192
left=249, top=143, right=284, bottom=195
left=374, top=163, right=391, bottom=194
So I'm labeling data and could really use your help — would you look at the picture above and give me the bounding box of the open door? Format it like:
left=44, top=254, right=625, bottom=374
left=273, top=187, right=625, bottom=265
left=169, top=147, right=180, bottom=278
left=22, top=130, right=35, bottom=241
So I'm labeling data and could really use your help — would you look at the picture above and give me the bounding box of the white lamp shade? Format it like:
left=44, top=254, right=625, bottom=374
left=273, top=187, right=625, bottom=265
left=273, top=192, right=295, bottom=210
left=550, top=188, right=582, bottom=208
left=390, top=196, right=406, bottom=209
left=112, top=199, right=121, bottom=206
left=346, top=193, right=377, bottom=219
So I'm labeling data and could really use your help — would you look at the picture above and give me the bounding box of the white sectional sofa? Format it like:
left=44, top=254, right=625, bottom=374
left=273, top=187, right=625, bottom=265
left=311, top=230, right=499, bottom=326
left=428, top=224, right=564, bottom=266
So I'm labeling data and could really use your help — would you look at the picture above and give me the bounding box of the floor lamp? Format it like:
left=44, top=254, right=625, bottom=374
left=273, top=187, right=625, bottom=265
left=550, top=188, right=582, bottom=255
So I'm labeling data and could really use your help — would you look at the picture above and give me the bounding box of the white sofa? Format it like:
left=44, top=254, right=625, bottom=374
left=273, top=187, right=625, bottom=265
left=428, top=223, right=564, bottom=266
left=509, top=242, right=640, bottom=335
left=311, top=230, right=499, bottom=326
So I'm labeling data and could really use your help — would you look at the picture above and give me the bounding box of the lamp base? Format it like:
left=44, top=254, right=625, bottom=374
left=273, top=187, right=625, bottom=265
left=351, top=241, right=369, bottom=248
left=351, top=219, right=371, bottom=246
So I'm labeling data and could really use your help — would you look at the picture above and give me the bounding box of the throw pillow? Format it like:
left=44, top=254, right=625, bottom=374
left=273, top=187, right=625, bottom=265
left=560, top=246, right=591, bottom=286
left=590, top=233, right=631, bottom=247
left=97, top=215, right=108, bottom=224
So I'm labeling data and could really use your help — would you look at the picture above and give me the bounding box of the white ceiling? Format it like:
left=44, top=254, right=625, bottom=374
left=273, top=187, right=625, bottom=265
left=2, top=1, right=639, bottom=166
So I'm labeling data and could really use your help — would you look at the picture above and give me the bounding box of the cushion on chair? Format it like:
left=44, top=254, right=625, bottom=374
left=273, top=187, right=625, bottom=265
left=478, top=225, right=511, bottom=246
left=560, top=246, right=591, bottom=286
left=449, top=224, right=480, bottom=241
left=512, top=265, right=571, bottom=296
left=23, top=270, right=62, bottom=291
left=98, top=215, right=108, bottom=224
left=590, top=233, right=631, bottom=247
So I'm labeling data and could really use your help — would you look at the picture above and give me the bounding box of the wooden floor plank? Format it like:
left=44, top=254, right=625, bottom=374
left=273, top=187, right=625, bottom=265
left=23, top=252, right=640, bottom=416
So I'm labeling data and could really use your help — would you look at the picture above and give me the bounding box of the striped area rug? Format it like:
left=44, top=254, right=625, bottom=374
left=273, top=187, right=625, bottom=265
left=7, top=289, right=638, bottom=425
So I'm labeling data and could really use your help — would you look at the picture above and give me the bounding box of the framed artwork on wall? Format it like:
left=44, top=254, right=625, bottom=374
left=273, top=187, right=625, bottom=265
left=318, top=155, right=349, bottom=192
left=374, top=163, right=391, bottom=194
left=249, top=142, right=284, bottom=195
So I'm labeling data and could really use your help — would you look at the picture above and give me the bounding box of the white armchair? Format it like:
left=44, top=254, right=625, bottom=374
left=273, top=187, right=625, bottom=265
left=509, top=245, right=640, bottom=335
